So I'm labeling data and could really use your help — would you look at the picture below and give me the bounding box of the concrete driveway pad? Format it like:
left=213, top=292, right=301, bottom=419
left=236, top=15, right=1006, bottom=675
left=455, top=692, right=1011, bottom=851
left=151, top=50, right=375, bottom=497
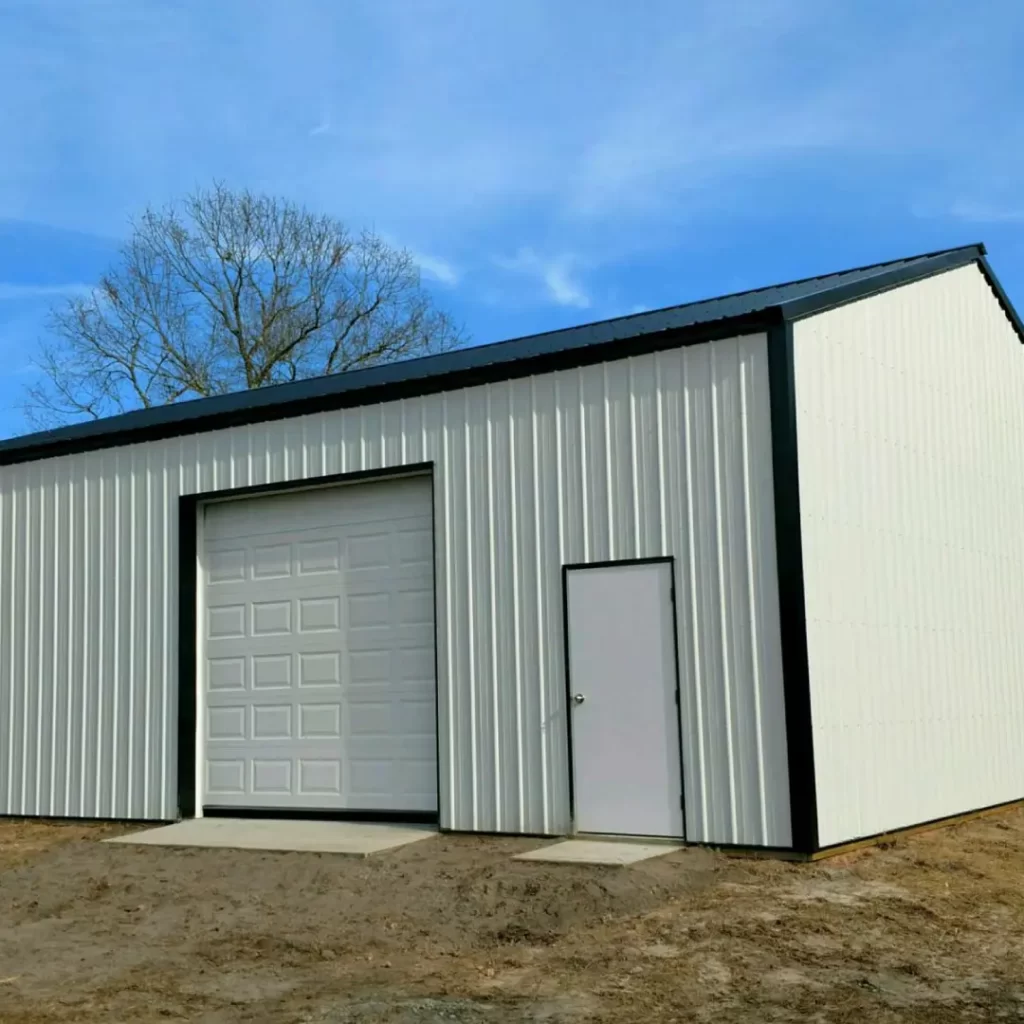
left=105, top=818, right=436, bottom=856
left=514, top=839, right=682, bottom=865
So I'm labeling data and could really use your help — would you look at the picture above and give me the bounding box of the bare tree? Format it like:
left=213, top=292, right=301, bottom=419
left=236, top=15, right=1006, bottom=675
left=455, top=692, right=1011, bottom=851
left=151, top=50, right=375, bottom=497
left=27, top=184, right=464, bottom=424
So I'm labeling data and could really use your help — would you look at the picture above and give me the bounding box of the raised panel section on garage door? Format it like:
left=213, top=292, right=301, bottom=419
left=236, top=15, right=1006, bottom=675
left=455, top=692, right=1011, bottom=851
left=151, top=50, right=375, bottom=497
left=200, top=474, right=436, bottom=814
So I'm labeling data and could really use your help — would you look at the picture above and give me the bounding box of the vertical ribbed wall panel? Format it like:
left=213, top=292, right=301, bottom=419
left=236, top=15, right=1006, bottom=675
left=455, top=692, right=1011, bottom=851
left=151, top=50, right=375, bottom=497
left=0, top=334, right=790, bottom=845
left=795, top=265, right=1024, bottom=848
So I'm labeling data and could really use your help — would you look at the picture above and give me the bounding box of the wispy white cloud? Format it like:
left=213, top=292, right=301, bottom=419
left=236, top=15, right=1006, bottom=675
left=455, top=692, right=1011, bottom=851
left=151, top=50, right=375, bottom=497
left=947, top=200, right=1024, bottom=225
left=309, top=110, right=334, bottom=137
left=496, top=248, right=591, bottom=309
left=409, top=250, right=460, bottom=286
left=2, top=0, right=1018, bottom=247
left=542, top=263, right=590, bottom=309
left=0, top=281, right=92, bottom=302
left=0, top=0, right=1020, bottom=325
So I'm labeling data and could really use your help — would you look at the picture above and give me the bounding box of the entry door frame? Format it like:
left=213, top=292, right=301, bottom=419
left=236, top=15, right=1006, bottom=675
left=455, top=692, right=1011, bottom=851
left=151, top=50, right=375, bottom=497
left=176, top=461, right=439, bottom=821
left=561, top=556, right=687, bottom=839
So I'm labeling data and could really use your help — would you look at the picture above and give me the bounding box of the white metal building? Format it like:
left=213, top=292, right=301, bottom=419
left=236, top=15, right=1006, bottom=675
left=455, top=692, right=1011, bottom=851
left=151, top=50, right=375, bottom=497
left=1, top=243, right=1022, bottom=856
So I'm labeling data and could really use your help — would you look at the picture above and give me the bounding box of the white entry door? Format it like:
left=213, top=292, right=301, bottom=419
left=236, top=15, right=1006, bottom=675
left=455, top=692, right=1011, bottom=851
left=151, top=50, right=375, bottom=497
left=565, top=560, right=684, bottom=838
left=200, top=474, right=436, bottom=814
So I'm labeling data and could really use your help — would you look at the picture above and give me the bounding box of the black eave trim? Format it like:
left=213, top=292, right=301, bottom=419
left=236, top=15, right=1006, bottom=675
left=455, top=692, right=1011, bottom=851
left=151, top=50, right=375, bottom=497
left=0, top=311, right=778, bottom=466
left=4, top=242, right=1019, bottom=469
left=778, top=246, right=982, bottom=321
left=175, top=463, right=438, bottom=821
left=978, top=255, right=1024, bottom=342
left=766, top=322, right=819, bottom=855
left=561, top=557, right=686, bottom=840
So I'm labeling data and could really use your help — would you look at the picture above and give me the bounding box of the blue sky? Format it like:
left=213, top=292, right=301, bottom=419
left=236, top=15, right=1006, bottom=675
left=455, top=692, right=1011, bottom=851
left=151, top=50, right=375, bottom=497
left=1, top=0, right=1022, bottom=438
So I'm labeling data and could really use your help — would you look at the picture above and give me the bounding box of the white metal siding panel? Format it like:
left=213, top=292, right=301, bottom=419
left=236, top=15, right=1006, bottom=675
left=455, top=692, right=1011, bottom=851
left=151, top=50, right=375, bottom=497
left=0, top=335, right=790, bottom=845
left=794, top=265, right=1024, bottom=848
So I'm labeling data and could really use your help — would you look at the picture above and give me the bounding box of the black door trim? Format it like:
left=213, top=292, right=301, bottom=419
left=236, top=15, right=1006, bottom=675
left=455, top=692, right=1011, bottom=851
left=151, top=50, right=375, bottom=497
left=561, top=556, right=686, bottom=840
left=176, top=461, right=439, bottom=820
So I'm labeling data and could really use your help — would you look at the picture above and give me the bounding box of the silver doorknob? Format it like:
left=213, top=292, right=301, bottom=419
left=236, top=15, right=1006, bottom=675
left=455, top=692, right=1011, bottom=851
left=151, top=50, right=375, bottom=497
left=572, top=693, right=585, bottom=705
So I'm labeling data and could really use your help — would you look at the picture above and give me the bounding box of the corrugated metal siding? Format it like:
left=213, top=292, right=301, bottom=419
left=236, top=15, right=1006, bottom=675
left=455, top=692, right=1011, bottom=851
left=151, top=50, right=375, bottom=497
left=0, top=335, right=790, bottom=845
left=794, top=265, right=1024, bottom=848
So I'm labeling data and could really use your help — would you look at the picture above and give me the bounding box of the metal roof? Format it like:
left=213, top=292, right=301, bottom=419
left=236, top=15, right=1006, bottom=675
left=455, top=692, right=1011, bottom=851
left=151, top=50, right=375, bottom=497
left=2, top=241, right=1019, bottom=465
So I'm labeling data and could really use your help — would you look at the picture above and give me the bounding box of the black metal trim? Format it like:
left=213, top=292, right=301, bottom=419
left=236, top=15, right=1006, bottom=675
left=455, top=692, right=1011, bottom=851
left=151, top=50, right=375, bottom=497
left=176, top=494, right=198, bottom=819
left=778, top=248, right=983, bottom=322
left=203, top=806, right=439, bottom=825
left=561, top=567, right=574, bottom=819
left=174, top=462, right=440, bottom=821
left=667, top=564, right=688, bottom=839
left=429, top=467, right=444, bottom=828
left=190, top=462, right=432, bottom=505
left=766, top=321, right=819, bottom=855
left=978, top=255, right=1024, bottom=343
left=0, top=313, right=778, bottom=466
left=4, top=243, right=1015, bottom=469
left=561, top=556, right=686, bottom=840
left=562, top=556, right=679, bottom=573
left=703, top=841, right=808, bottom=854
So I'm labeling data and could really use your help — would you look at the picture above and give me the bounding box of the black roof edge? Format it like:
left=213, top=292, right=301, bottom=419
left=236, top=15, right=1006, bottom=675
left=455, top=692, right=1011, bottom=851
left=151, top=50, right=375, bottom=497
left=0, top=309, right=781, bottom=466
left=780, top=243, right=1024, bottom=347
left=977, top=255, right=1024, bottom=344
left=778, top=244, right=988, bottom=321
left=2, top=241, right=1020, bottom=468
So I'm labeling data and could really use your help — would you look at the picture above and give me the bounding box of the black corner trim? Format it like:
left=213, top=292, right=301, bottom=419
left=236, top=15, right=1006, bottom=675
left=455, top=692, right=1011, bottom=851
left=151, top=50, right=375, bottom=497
left=766, top=322, right=819, bottom=855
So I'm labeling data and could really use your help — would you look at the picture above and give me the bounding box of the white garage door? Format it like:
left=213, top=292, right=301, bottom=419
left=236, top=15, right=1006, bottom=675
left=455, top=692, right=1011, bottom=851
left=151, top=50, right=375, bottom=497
left=200, top=474, right=436, bottom=814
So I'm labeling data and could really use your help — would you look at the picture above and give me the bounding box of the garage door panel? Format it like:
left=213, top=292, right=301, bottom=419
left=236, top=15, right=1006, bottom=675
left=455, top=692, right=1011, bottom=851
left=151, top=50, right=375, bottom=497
left=395, top=647, right=435, bottom=679
left=344, top=695, right=434, bottom=733
left=207, top=548, right=248, bottom=584
left=207, top=705, right=246, bottom=741
left=203, top=477, right=430, bottom=539
left=346, top=533, right=393, bottom=570
left=396, top=529, right=434, bottom=567
left=298, top=651, right=342, bottom=686
left=207, top=760, right=246, bottom=796
left=207, top=604, right=247, bottom=640
left=252, top=653, right=294, bottom=688
left=251, top=543, right=294, bottom=579
left=345, top=733, right=436, bottom=760
left=252, top=759, right=292, bottom=796
left=201, top=475, right=436, bottom=813
left=296, top=538, right=342, bottom=575
left=347, top=625, right=433, bottom=652
left=298, top=759, right=342, bottom=796
left=398, top=761, right=439, bottom=795
left=207, top=656, right=247, bottom=691
left=298, top=702, right=342, bottom=738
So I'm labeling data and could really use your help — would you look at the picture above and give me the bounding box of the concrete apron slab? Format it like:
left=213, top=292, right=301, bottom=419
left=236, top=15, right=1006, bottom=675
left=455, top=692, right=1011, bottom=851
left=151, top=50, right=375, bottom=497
left=105, top=818, right=436, bottom=856
left=514, top=839, right=683, bottom=866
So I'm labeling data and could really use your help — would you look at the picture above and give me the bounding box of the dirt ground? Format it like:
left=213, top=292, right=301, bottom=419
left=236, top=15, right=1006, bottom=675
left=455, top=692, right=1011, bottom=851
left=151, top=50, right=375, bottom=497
left=2, top=812, right=1024, bottom=1023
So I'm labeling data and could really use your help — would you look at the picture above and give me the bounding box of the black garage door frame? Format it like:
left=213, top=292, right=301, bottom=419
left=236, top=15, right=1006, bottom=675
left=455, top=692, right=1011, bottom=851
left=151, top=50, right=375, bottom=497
left=176, top=461, right=440, bottom=823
